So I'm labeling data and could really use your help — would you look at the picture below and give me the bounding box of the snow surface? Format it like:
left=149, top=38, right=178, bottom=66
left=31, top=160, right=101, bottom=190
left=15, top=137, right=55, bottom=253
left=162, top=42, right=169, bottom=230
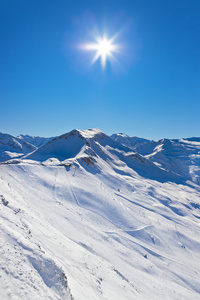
left=17, top=134, right=53, bottom=148
left=110, top=133, right=150, bottom=150
left=111, top=134, right=200, bottom=185
left=0, top=133, right=36, bottom=162
left=1, top=128, right=200, bottom=299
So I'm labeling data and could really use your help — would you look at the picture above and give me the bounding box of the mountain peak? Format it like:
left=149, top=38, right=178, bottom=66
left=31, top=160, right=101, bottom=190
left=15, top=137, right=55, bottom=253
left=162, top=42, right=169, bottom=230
left=71, top=128, right=104, bottom=139
left=53, top=128, right=103, bottom=141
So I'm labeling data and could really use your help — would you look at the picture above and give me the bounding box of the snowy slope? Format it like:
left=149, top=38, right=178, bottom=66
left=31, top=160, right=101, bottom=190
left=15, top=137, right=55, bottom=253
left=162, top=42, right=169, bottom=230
left=138, top=138, right=200, bottom=185
left=17, top=134, right=53, bottom=148
left=110, top=133, right=150, bottom=149
left=0, top=132, right=36, bottom=162
left=23, top=129, right=183, bottom=183
left=112, top=133, right=200, bottom=185
left=1, top=129, right=200, bottom=300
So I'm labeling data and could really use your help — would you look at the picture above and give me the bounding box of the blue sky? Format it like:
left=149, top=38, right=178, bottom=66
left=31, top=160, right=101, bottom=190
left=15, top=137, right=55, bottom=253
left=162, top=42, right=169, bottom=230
left=1, top=0, right=200, bottom=140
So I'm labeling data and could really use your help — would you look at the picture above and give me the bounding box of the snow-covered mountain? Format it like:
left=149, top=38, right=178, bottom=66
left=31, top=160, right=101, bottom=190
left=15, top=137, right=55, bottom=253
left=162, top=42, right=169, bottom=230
left=110, top=133, right=150, bottom=149
left=17, top=134, right=53, bottom=148
left=0, top=132, right=54, bottom=162
left=145, top=138, right=200, bottom=185
left=22, top=129, right=183, bottom=183
left=111, top=134, right=200, bottom=185
left=0, top=132, right=36, bottom=162
left=1, top=128, right=200, bottom=300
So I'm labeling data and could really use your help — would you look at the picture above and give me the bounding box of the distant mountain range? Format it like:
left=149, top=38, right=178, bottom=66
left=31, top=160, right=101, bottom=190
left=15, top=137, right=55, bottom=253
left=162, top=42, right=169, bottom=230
left=1, top=129, right=200, bottom=185
left=17, top=134, right=53, bottom=148
left=111, top=133, right=200, bottom=185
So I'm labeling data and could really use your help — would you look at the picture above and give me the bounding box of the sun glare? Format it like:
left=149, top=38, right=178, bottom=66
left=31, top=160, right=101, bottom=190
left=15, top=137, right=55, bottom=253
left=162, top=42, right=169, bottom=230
left=81, top=35, right=119, bottom=69
left=98, top=37, right=113, bottom=55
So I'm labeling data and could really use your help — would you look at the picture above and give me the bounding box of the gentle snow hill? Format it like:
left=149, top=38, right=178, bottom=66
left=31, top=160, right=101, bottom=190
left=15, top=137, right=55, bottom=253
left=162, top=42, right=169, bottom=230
left=23, top=128, right=183, bottom=184
left=17, top=134, right=54, bottom=148
left=0, top=132, right=36, bottom=162
left=1, top=129, right=200, bottom=300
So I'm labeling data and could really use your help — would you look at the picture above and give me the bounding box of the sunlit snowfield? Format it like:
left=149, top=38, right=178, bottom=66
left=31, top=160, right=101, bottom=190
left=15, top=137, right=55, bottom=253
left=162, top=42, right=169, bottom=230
left=0, top=129, right=200, bottom=300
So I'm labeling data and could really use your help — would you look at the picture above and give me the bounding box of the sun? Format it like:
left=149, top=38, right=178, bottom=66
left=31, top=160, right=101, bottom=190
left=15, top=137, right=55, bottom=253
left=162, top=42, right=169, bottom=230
left=81, top=35, right=118, bottom=69
left=93, top=36, right=116, bottom=68
left=98, top=38, right=112, bottom=54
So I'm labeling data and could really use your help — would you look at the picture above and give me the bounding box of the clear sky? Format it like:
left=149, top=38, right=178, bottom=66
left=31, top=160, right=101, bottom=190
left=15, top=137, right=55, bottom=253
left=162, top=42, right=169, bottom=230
left=1, top=0, right=200, bottom=140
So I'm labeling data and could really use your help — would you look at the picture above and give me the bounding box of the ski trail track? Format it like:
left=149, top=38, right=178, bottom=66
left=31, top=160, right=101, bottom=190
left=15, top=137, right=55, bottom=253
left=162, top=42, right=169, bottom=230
left=64, top=166, right=81, bottom=207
